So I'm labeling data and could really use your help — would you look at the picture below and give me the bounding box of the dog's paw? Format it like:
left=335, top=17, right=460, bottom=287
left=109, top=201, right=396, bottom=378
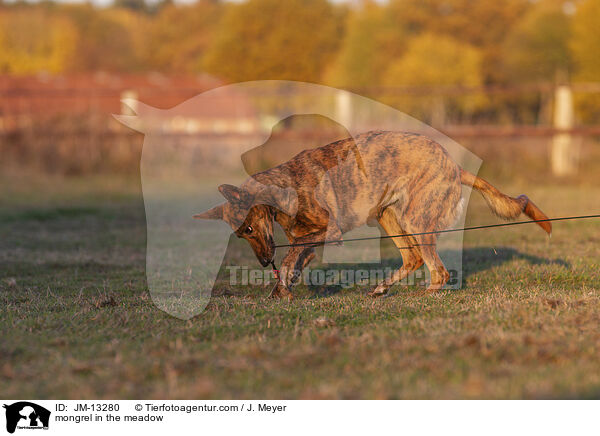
left=367, top=285, right=388, bottom=298
left=268, top=284, right=294, bottom=301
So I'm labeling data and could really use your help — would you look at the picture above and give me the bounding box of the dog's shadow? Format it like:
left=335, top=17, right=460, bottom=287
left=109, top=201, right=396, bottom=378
left=461, top=246, right=569, bottom=279
left=306, top=246, right=570, bottom=297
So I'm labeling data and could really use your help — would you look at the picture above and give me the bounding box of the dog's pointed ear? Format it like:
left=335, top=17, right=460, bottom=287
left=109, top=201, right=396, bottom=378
left=218, top=184, right=249, bottom=203
left=193, top=204, right=224, bottom=220
left=255, top=186, right=298, bottom=216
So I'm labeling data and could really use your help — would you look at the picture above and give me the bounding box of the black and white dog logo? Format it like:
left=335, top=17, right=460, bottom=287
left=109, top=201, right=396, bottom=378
left=3, top=402, right=50, bottom=433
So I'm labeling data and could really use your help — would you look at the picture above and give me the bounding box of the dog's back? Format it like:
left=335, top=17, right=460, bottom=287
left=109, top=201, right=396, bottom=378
left=248, top=131, right=461, bottom=235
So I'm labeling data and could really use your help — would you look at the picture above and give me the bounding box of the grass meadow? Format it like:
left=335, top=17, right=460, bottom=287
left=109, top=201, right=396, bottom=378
left=1, top=152, right=600, bottom=399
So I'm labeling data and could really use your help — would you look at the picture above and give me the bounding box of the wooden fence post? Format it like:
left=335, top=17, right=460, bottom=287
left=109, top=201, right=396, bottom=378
left=551, top=84, right=579, bottom=176
left=336, top=90, right=352, bottom=128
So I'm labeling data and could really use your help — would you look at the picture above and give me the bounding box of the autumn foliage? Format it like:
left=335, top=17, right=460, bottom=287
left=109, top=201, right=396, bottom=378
left=0, top=0, right=598, bottom=89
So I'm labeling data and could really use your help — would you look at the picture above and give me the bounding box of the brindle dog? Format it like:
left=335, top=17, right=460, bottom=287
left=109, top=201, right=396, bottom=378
left=195, top=131, right=551, bottom=299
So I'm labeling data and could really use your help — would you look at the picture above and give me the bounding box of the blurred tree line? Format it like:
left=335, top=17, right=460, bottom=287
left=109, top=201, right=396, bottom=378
left=0, top=0, right=599, bottom=122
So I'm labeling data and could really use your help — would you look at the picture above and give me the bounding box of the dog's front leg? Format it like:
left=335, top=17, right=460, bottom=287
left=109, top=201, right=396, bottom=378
left=270, top=233, right=323, bottom=300
left=269, top=246, right=311, bottom=300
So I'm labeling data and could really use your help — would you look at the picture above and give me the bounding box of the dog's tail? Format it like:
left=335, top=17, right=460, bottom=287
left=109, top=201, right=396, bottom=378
left=460, top=168, right=552, bottom=235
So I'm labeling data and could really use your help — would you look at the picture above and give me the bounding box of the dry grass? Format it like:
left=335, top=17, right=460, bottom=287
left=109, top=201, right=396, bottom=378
left=1, top=172, right=599, bottom=399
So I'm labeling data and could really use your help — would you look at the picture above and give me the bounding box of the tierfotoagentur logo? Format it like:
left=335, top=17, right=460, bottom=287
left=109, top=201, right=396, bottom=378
left=226, top=266, right=460, bottom=289
left=116, top=80, right=481, bottom=319
left=3, top=402, right=50, bottom=434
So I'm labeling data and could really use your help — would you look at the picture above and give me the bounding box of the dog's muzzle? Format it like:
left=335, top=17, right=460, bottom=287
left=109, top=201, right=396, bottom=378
left=258, top=238, right=275, bottom=267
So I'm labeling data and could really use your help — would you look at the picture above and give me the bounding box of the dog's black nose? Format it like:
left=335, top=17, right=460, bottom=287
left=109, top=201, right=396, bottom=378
left=259, top=257, right=270, bottom=267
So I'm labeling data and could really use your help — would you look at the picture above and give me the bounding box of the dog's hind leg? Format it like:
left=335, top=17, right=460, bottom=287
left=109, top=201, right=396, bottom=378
left=415, top=234, right=449, bottom=292
left=369, top=208, right=424, bottom=297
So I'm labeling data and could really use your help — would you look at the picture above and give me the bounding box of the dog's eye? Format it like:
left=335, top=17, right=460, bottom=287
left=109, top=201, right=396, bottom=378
left=245, top=225, right=253, bottom=234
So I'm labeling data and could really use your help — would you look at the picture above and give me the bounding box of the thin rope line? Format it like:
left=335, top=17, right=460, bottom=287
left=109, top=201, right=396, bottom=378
left=274, top=214, right=600, bottom=249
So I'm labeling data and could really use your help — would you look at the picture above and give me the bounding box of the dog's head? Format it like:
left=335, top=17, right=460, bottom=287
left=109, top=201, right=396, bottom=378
left=194, top=183, right=297, bottom=267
